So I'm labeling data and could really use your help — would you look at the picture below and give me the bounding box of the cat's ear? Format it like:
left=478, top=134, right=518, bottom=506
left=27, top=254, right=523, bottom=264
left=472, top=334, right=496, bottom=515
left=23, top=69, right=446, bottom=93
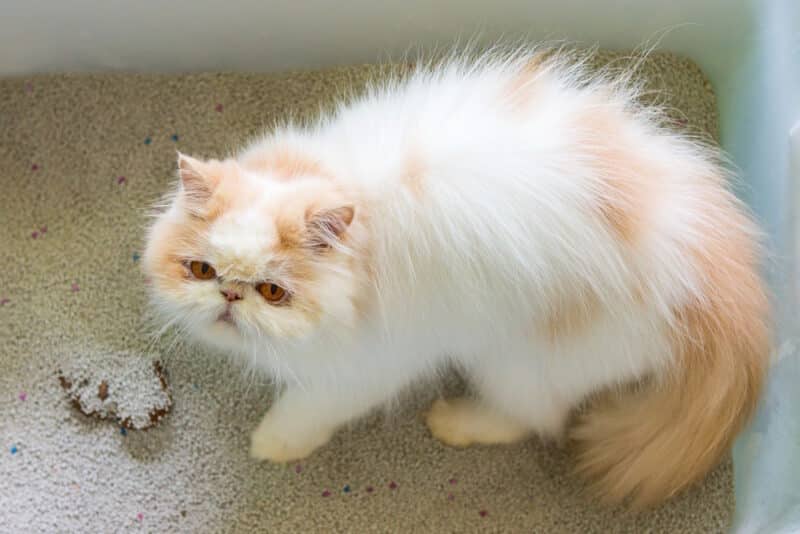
left=305, top=206, right=355, bottom=249
left=177, top=152, right=216, bottom=207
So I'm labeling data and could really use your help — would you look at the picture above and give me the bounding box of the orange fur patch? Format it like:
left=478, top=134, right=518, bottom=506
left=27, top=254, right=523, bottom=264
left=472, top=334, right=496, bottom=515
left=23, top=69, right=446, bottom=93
left=401, top=152, right=426, bottom=199
left=572, top=176, right=770, bottom=508
left=573, top=102, right=656, bottom=244
left=541, top=282, right=647, bottom=342
left=203, top=188, right=233, bottom=222
left=143, top=214, right=209, bottom=291
left=242, top=147, right=325, bottom=180
left=275, top=213, right=305, bottom=251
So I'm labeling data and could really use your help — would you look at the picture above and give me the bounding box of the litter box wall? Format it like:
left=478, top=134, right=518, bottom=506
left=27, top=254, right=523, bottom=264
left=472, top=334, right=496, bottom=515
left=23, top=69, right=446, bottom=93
left=2, top=0, right=797, bottom=532
left=714, top=2, right=800, bottom=533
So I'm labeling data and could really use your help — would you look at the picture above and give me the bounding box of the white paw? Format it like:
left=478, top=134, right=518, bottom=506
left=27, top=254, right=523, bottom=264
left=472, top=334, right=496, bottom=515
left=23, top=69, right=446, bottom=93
left=425, top=398, right=532, bottom=447
left=249, top=419, right=333, bottom=463
left=425, top=398, right=476, bottom=448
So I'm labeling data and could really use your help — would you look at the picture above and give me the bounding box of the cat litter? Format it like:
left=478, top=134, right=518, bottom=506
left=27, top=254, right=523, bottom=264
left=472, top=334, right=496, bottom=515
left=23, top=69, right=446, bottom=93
left=57, top=349, right=171, bottom=430
left=0, top=51, right=742, bottom=533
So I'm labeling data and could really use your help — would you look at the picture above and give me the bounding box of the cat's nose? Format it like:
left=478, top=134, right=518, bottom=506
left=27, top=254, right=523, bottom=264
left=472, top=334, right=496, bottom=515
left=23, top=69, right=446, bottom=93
left=220, top=289, right=242, bottom=302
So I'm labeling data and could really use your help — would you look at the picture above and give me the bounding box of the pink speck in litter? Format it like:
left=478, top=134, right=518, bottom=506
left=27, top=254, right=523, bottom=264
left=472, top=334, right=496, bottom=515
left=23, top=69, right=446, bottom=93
left=136, top=512, right=143, bottom=522
left=215, top=103, right=224, bottom=112
left=71, top=283, right=80, bottom=292
left=18, top=392, right=27, bottom=401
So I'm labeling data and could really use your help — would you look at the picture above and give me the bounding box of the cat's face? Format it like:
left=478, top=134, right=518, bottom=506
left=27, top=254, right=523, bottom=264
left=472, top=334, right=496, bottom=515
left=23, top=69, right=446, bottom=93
left=142, top=154, right=365, bottom=353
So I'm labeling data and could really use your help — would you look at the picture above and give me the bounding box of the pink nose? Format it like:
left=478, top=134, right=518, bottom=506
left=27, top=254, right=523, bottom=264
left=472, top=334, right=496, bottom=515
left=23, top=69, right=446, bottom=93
left=220, top=289, right=242, bottom=302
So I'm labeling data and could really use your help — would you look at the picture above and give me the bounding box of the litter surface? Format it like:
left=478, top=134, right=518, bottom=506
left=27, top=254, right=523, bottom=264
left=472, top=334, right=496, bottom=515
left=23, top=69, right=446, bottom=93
left=0, top=52, right=732, bottom=532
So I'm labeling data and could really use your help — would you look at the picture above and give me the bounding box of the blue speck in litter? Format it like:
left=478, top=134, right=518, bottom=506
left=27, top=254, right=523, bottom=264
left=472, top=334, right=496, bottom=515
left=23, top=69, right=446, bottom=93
left=144, top=137, right=152, bottom=145
left=343, top=485, right=351, bottom=493
left=120, top=427, right=128, bottom=436
left=132, top=252, right=140, bottom=262
left=10, top=445, right=18, bottom=454
left=171, top=134, right=179, bottom=142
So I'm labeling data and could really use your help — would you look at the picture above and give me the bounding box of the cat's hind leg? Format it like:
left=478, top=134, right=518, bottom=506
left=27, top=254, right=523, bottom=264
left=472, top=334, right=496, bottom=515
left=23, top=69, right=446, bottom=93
left=425, top=397, right=533, bottom=447
left=425, top=348, right=571, bottom=447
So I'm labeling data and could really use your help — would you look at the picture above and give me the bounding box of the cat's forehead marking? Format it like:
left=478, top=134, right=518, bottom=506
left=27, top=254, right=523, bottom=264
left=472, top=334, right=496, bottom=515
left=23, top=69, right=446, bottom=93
left=208, top=207, right=278, bottom=277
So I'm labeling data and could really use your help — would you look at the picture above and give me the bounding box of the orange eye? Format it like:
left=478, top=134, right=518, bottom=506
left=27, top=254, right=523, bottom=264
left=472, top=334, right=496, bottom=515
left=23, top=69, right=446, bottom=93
left=257, top=283, right=287, bottom=304
left=189, top=261, right=216, bottom=280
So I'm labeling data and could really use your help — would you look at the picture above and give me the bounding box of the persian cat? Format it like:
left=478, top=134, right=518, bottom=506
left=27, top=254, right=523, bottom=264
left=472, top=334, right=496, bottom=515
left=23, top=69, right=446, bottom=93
left=142, top=47, right=770, bottom=507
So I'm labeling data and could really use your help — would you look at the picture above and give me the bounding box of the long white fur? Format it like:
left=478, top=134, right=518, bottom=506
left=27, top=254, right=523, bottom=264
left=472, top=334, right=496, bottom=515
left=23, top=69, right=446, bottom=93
left=147, top=47, right=743, bottom=462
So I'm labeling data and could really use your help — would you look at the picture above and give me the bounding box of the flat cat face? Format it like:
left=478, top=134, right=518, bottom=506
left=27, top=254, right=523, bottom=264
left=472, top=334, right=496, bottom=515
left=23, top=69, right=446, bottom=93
left=142, top=154, right=364, bottom=353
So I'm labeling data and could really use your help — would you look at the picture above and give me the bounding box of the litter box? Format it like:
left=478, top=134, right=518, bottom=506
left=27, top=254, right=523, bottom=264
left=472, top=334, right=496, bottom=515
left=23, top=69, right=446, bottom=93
left=2, top=1, right=797, bottom=532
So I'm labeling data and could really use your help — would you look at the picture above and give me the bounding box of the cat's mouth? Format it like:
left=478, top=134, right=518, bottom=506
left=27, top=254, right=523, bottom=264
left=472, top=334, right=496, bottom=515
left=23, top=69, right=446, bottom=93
left=218, top=309, right=236, bottom=326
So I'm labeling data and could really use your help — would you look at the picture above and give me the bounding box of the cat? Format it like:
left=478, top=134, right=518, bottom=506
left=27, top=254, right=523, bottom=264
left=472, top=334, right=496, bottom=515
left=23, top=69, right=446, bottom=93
left=142, top=47, right=771, bottom=507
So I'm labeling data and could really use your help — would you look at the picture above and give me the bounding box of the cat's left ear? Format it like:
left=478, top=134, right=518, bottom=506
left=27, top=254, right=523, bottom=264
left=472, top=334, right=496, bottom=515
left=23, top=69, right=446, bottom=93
left=305, top=206, right=355, bottom=248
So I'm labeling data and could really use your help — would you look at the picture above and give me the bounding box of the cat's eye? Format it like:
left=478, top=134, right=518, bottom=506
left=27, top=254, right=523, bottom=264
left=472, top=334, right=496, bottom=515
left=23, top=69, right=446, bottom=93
left=189, top=261, right=216, bottom=280
left=257, top=283, right=287, bottom=304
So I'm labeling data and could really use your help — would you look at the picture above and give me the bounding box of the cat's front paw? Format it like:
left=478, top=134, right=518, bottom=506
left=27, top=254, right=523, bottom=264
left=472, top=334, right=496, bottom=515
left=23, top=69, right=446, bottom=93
left=249, top=418, right=333, bottom=463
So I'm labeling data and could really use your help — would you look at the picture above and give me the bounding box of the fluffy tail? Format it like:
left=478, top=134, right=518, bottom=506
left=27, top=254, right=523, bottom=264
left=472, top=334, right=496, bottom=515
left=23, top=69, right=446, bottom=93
left=572, top=201, right=771, bottom=508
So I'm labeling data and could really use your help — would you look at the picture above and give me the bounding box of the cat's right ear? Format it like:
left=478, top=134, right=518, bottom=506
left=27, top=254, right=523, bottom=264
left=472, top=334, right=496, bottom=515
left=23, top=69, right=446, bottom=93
left=177, top=153, right=215, bottom=209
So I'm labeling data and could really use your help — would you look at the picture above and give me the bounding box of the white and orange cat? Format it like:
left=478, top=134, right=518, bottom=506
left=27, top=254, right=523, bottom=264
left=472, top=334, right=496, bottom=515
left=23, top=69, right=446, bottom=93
left=142, top=47, right=770, bottom=507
